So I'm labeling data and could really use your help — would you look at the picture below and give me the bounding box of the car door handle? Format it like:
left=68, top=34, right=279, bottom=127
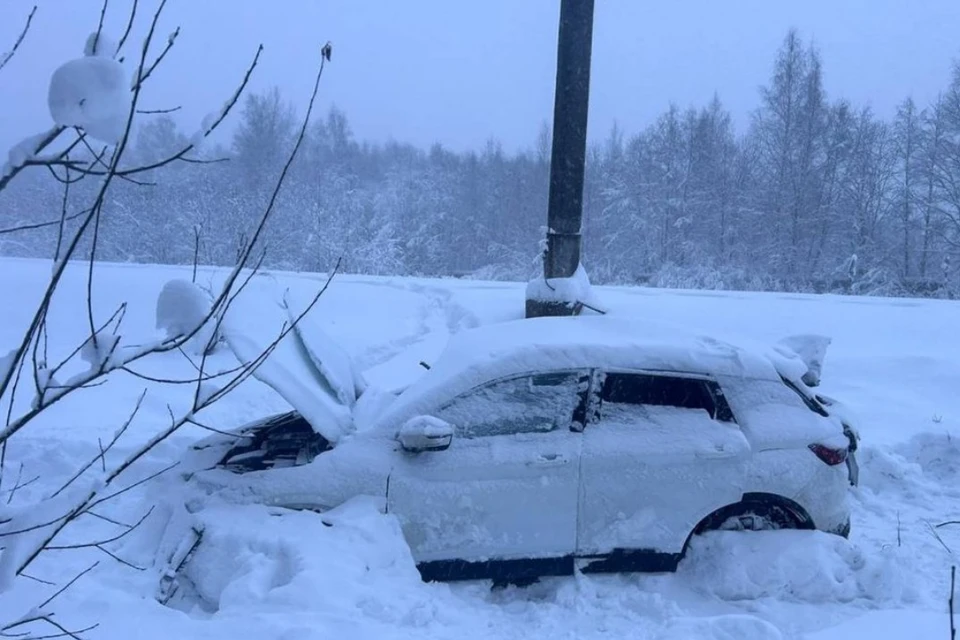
left=527, top=453, right=568, bottom=467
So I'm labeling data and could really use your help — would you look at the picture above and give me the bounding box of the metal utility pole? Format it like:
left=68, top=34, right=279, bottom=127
left=526, top=0, right=595, bottom=318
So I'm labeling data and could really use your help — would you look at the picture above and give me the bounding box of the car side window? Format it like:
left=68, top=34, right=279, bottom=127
left=436, top=371, right=585, bottom=439
left=596, top=372, right=734, bottom=425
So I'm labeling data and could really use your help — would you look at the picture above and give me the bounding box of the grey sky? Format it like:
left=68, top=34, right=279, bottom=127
left=2, top=0, right=959, bottom=155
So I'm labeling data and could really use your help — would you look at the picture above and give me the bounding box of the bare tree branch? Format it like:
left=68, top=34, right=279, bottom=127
left=49, top=389, right=145, bottom=498
left=133, top=26, right=179, bottom=90
left=115, top=0, right=138, bottom=57
left=136, top=105, right=182, bottom=115
left=0, top=5, right=337, bottom=607
left=37, top=562, right=99, bottom=610
left=0, top=126, right=67, bottom=194
left=0, top=5, right=37, bottom=73
left=0, top=210, right=88, bottom=237
left=91, top=0, right=109, bottom=57
left=48, top=45, right=262, bottom=181
left=45, top=506, right=153, bottom=550
left=0, top=0, right=168, bottom=413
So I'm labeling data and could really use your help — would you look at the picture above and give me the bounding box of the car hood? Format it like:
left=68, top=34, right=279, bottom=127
left=220, top=275, right=367, bottom=445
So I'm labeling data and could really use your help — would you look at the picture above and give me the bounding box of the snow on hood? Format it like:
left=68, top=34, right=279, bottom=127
left=220, top=274, right=359, bottom=444
left=372, top=315, right=793, bottom=433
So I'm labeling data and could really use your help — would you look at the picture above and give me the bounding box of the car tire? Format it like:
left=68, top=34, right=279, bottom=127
left=677, top=498, right=810, bottom=566
left=693, top=498, right=810, bottom=537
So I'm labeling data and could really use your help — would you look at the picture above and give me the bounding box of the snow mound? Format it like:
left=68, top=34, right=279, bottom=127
left=804, top=609, right=949, bottom=639
left=655, top=614, right=783, bottom=640
left=856, top=431, right=960, bottom=498
left=679, top=530, right=916, bottom=605
left=172, top=498, right=436, bottom=620
left=155, top=279, right=220, bottom=355
left=48, top=54, right=129, bottom=143
left=894, top=431, right=960, bottom=484
left=83, top=31, right=117, bottom=57
left=776, top=334, right=831, bottom=386
left=525, top=263, right=599, bottom=308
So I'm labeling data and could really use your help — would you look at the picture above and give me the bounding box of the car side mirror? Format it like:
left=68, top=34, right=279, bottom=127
left=397, top=416, right=453, bottom=453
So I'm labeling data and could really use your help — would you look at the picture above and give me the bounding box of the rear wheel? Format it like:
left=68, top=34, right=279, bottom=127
left=693, top=498, right=810, bottom=538
left=712, top=502, right=800, bottom=532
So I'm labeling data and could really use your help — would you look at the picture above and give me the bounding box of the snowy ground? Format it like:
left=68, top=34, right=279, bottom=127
left=3, top=256, right=960, bottom=639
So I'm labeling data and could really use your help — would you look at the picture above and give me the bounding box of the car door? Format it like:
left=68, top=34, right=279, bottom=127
left=577, top=371, right=750, bottom=565
left=387, top=370, right=588, bottom=578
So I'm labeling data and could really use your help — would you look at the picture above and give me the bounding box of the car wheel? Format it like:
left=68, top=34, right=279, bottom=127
left=697, top=500, right=804, bottom=535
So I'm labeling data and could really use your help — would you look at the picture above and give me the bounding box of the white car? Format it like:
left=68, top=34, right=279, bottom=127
left=165, top=315, right=858, bottom=590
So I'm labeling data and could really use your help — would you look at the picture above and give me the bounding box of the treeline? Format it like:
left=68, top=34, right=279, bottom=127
left=5, top=29, right=960, bottom=297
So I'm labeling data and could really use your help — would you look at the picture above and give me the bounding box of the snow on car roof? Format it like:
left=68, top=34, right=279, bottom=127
left=372, top=315, right=798, bottom=433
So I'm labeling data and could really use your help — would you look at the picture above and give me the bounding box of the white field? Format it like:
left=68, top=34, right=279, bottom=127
left=2, top=256, right=959, bottom=640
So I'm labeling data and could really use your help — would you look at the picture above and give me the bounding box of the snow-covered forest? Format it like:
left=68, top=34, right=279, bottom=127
left=5, top=29, right=960, bottom=297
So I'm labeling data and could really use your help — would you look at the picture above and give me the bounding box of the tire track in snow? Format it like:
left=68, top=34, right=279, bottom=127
left=350, top=279, right=480, bottom=378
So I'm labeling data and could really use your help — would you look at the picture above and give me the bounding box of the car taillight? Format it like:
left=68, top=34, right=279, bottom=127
left=808, top=443, right=848, bottom=466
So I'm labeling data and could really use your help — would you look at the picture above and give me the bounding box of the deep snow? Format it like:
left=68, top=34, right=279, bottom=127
left=2, top=256, right=960, bottom=639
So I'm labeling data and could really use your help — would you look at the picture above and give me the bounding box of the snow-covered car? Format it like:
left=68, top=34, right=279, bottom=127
left=168, top=315, right=858, bottom=588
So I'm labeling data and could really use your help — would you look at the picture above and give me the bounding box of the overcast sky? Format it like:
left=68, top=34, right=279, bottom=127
left=2, top=0, right=960, bottom=155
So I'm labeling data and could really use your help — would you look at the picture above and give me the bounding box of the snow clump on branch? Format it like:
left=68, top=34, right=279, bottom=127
left=47, top=32, right=129, bottom=144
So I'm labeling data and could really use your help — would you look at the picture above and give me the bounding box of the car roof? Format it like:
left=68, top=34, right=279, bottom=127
left=372, top=315, right=792, bottom=433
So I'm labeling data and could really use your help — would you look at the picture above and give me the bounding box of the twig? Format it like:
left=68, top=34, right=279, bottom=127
left=137, top=105, right=182, bottom=115
left=0, top=5, right=37, bottom=73
left=951, top=565, right=956, bottom=640
left=0, top=126, right=66, bottom=193
left=927, top=520, right=954, bottom=555
left=46, top=302, right=126, bottom=385
left=120, top=363, right=242, bottom=386
left=897, top=510, right=902, bottom=547
left=91, top=0, right=108, bottom=56
left=96, top=438, right=106, bottom=473
left=86, top=461, right=179, bottom=511
left=54, top=164, right=72, bottom=261
left=49, top=389, right=145, bottom=498
left=133, top=25, right=179, bottom=89
left=38, top=561, right=99, bottom=610
left=18, top=618, right=99, bottom=640
left=115, top=0, right=138, bottom=56
left=192, top=224, right=202, bottom=283
left=45, top=505, right=154, bottom=550
left=94, top=543, right=145, bottom=571
left=77, top=136, right=154, bottom=186
left=84, top=510, right=131, bottom=528
left=20, top=572, right=55, bottom=586
left=0, top=211, right=87, bottom=239
left=186, top=418, right=241, bottom=438
left=179, top=155, right=229, bottom=165
left=4, top=463, right=40, bottom=505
